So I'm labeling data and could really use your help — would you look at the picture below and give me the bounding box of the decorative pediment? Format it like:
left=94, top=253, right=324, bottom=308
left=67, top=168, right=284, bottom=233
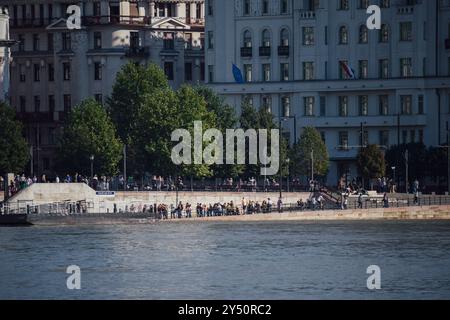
left=150, top=17, right=190, bottom=30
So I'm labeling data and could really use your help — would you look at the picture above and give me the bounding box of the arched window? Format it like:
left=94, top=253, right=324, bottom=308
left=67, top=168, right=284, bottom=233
left=262, top=29, right=271, bottom=47
left=243, top=30, right=252, bottom=48
left=359, top=25, right=368, bottom=44
left=339, top=26, right=348, bottom=44
left=280, top=28, right=289, bottom=46
left=379, top=24, right=389, bottom=43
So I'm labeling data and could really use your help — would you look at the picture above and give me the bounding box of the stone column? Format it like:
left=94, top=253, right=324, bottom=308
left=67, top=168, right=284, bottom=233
left=190, top=2, right=196, bottom=20
left=150, top=1, right=155, bottom=17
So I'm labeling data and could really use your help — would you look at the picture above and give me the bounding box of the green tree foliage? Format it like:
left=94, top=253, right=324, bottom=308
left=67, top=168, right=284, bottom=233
left=57, top=99, right=123, bottom=176
left=290, top=127, right=329, bottom=178
left=0, top=101, right=29, bottom=175
left=385, top=143, right=427, bottom=181
left=357, top=145, right=386, bottom=184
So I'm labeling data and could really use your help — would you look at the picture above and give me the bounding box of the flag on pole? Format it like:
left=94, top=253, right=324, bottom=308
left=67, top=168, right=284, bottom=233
left=340, top=61, right=356, bottom=79
left=232, top=63, right=244, bottom=83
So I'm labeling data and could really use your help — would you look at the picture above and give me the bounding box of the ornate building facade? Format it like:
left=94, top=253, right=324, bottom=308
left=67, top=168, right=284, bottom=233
left=0, top=0, right=205, bottom=176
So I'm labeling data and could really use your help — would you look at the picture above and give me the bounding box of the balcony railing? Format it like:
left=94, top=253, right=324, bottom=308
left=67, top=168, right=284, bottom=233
left=82, top=15, right=150, bottom=26
left=397, top=6, right=414, bottom=14
left=240, top=47, right=252, bottom=57
left=10, top=18, right=58, bottom=28
left=125, top=46, right=150, bottom=58
left=299, top=10, right=316, bottom=19
left=278, top=45, right=289, bottom=56
left=259, top=46, right=271, bottom=57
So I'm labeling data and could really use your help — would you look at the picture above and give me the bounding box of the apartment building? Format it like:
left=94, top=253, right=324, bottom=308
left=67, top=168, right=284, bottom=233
left=206, top=0, right=450, bottom=185
left=0, top=6, right=14, bottom=101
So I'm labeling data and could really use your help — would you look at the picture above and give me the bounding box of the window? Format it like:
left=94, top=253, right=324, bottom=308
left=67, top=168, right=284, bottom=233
left=280, top=28, right=289, bottom=46
left=360, top=130, right=369, bottom=147
left=379, top=24, right=389, bottom=42
left=303, top=27, right=314, bottom=46
left=63, top=62, right=71, bottom=81
left=359, top=25, right=368, bottom=44
left=281, top=97, right=290, bottom=117
left=410, top=130, right=416, bottom=143
left=359, top=0, right=369, bottom=9
left=93, top=2, right=101, bottom=16
left=339, top=96, right=348, bottom=117
left=95, top=94, right=103, bottom=105
left=19, top=96, right=26, bottom=112
left=185, top=62, right=193, bottom=81
left=48, top=95, right=55, bottom=114
left=400, top=22, right=412, bottom=41
left=418, top=95, right=424, bottom=115
left=164, top=62, right=174, bottom=80
left=379, top=95, right=389, bottom=115
left=94, top=62, right=102, bottom=80
left=262, top=64, right=271, bottom=82
left=62, top=32, right=71, bottom=51
left=164, top=32, right=175, bottom=50
left=48, top=63, right=54, bottom=82
left=33, top=64, right=40, bottom=82
left=339, top=0, right=349, bottom=10
left=280, top=0, right=288, bottom=14
left=208, top=65, right=214, bottom=82
left=208, top=0, right=214, bottom=16
left=339, top=132, right=349, bottom=150
left=34, top=96, right=41, bottom=113
left=339, top=26, right=348, bottom=44
left=208, top=31, right=214, bottom=49
left=379, top=59, right=389, bottom=79
left=243, top=30, right=252, bottom=48
left=244, top=64, right=252, bottom=82
left=280, top=63, right=289, bottom=81
left=244, top=0, right=251, bottom=15
left=185, top=33, right=193, bottom=49
left=262, top=96, right=272, bottom=113
left=94, top=32, right=102, bottom=49
left=320, top=96, right=326, bottom=117
left=418, top=129, right=424, bottom=144
left=19, top=64, right=26, bottom=82
left=303, top=62, right=314, bottom=80
left=359, top=60, right=368, bottom=79
left=400, top=58, right=412, bottom=77
left=262, top=0, right=269, bottom=14
left=262, top=29, right=271, bottom=47
left=380, top=0, right=390, bottom=8
left=200, top=62, right=205, bottom=81
left=47, top=33, right=54, bottom=51
left=18, top=34, right=25, bottom=52
left=402, top=130, right=408, bottom=144
left=304, top=97, right=315, bottom=116
left=379, top=130, right=389, bottom=147
left=401, top=95, right=412, bottom=115
left=33, top=34, right=40, bottom=51
left=63, top=94, right=72, bottom=113
left=359, top=96, right=368, bottom=116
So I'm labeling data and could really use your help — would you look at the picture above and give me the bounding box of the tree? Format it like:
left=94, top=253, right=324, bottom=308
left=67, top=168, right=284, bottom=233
left=0, top=101, right=29, bottom=175
left=356, top=144, right=386, bottom=188
left=107, top=63, right=170, bottom=175
left=385, top=143, right=427, bottom=183
left=57, top=99, right=123, bottom=176
left=290, top=127, right=329, bottom=179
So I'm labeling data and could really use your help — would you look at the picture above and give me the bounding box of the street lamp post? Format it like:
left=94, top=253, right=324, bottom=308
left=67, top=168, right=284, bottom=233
left=90, top=155, right=95, bottom=180
left=286, top=158, right=290, bottom=193
left=392, top=166, right=396, bottom=193
left=278, top=117, right=282, bottom=200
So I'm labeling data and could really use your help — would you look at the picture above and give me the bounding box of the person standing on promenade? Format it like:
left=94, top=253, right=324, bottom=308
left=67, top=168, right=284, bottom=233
left=358, top=193, right=363, bottom=209
left=383, top=193, right=389, bottom=208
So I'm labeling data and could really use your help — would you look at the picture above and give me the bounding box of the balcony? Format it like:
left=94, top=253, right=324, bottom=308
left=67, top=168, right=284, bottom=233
left=446, top=39, right=450, bottom=50
left=278, top=45, right=289, bottom=56
left=240, top=47, right=252, bottom=58
left=259, top=46, right=271, bottom=57
left=16, top=112, right=53, bottom=123
left=125, top=46, right=149, bottom=58
left=82, top=15, right=150, bottom=26
left=397, top=6, right=414, bottom=14
left=299, top=10, right=316, bottom=19
left=10, top=18, right=58, bottom=28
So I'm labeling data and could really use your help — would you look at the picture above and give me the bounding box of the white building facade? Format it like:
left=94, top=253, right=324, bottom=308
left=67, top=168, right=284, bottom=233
left=0, top=6, right=14, bottom=101
left=0, top=0, right=205, bottom=176
left=206, top=0, right=450, bottom=186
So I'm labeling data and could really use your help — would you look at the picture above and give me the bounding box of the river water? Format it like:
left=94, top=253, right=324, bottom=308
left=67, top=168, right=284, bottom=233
left=1, top=221, right=450, bottom=299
